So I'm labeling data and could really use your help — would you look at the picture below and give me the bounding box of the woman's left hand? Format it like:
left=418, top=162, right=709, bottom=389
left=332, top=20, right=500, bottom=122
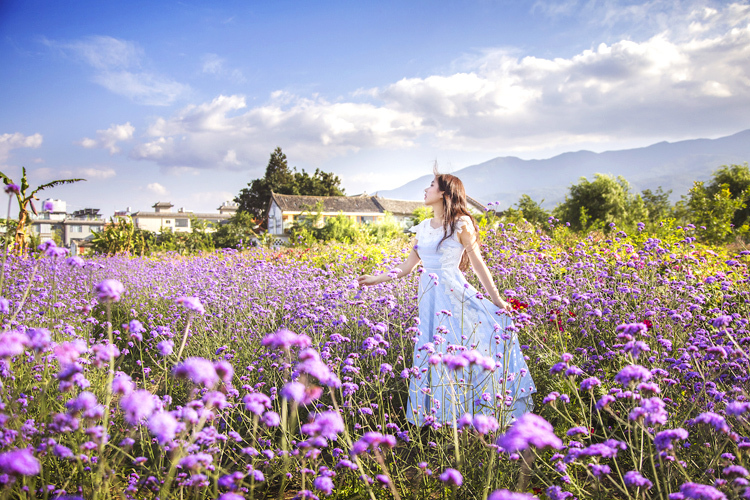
left=494, top=298, right=513, bottom=314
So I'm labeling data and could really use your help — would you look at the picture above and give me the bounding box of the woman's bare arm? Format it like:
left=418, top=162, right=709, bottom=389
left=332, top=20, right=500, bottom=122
left=457, top=220, right=511, bottom=312
left=357, top=244, right=422, bottom=287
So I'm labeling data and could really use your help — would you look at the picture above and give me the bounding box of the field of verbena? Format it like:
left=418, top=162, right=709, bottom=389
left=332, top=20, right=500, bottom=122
left=0, top=221, right=749, bottom=500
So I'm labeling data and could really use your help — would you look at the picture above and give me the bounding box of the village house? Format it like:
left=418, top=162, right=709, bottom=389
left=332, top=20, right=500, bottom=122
left=126, top=201, right=238, bottom=233
left=30, top=199, right=106, bottom=249
left=265, top=192, right=486, bottom=239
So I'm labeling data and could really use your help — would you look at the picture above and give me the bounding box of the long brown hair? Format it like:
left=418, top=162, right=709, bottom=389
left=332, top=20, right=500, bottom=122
left=433, top=164, right=478, bottom=271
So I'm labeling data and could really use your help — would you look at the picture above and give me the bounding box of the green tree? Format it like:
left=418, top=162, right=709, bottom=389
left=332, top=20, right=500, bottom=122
left=553, top=173, right=647, bottom=232
left=685, top=181, right=745, bottom=244
left=183, top=218, right=214, bottom=254
left=704, top=164, right=750, bottom=228
left=235, top=147, right=345, bottom=222
left=90, top=216, right=153, bottom=255
left=409, top=206, right=433, bottom=227
left=515, top=194, right=550, bottom=226
left=212, top=211, right=258, bottom=249
left=641, top=187, right=673, bottom=225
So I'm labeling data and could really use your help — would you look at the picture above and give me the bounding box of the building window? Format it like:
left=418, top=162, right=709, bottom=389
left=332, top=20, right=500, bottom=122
left=39, top=224, right=51, bottom=233
left=165, top=220, right=172, bottom=225
left=71, top=225, right=83, bottom=233
left=175, top=218, right=189, bottom=228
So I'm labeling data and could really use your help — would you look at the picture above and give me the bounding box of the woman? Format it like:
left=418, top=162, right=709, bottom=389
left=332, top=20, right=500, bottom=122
left=357, top=169, right=536, bottom=427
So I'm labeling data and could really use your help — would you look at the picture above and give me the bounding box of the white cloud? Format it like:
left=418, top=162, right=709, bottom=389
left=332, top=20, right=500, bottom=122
left=46, top=36, right=189, bottom=106
left=126, top=2, right=750, bottom=168
left=34, top=166, right=115, bottom=181
left=78, top=122, right=134, bottom=154
left=202, top=53, right=245, bottom=83
left=131, top=93, right=424, bottom=170
left=78, top=167, right=116, bottom=180
left=0, top=132, right=43, bottom=164
left=147, top=182, right=168, bottom=195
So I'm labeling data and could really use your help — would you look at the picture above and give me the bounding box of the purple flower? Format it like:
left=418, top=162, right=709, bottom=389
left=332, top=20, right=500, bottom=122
left=487, top=490, right=535, bottom=500
left=313, top=475, right=334, bottom=495
left=439, top=468, right=463, bottom=486
left=94, top=279, right=124, bottom=303
left=473, top=415, right=499, bottom=435
left=566, top=426, right=589, bottom=437
left=722, top=465, right=749, bottom=477
left=214, top=360, right=234, bottom=384
left=53, top=444, right=75, bottom=459
left=218, top=493, right=245, bottom=500
left=66, top=256, right=85, bottom=268
left=281, top=381, right=307, bottom=403
left=443, top=354, right=469, bottom=371
left=0, top=448, right=41, bottom=476
left=4, top=183, right=20, bottom=195
left=173, top=357, right=219, bottom=388
left=615, top=365, right=652, bottom=386
left=0, top=330, right=29, bottom=358
left=709, top=315, right=733, bottom=328
left=654, top=428, right=689, bottom=451
left=301, top=411, right=345, bottom=440
left=120, top=390, right=157, bottom=425
left=27, top=328, right=51, bottom=352
left=148, top=412, right=179, bottom=445
left=589, top=464, right=611, bottom=479
left=726, top=402, right=750, bottom=416
left=65, top=391, right=101, bottom=418
left=693, top=412, right=730, bottom=433
left=157, top=340, right=174, bottom=356
left=496, top=413, right=562, bottom=452
left=624, top=470, right=652, bottom=489
left=580, top=377, right=601, bottom=390
left=176, top=296, right=205, bottom=314
left=630, top=397, right=668, bottom=426
left=112, top=372, right=134, bottom=395
left=244, top=393, right=272, bottom=415
left=262, top=411, right=280, bottom=427
left=545, top=486, right=573, bottom=500
left=351, top=432, right=396, bottom=455
left=679, top=482, right=727, bottom=500
left=261, top=328, right=311, bottom=350
left=0, top=297, right=9, bottom=314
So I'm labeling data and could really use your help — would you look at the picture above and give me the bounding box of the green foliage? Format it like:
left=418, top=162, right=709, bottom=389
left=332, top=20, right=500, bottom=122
left=234, top=147, right=345, bottom=221
left=704, top=163, right=750, bottom=228
left=409, top=206, right=433, bottom=226
left=685, top=181, right=746, bottom=244
left=641, top=186, right=673, bottom=226
left=289, top=205, right=406, bottom=246
left=503, top=194, right=551, bottom=227
left=553, top=173, right=647, bottom=232
left=90, top=216, right=154, bottom=255
left=212, top=211, right=258, bottom=249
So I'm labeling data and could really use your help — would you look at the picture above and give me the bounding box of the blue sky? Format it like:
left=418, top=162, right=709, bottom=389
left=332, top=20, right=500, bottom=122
left=1, top=0, right=749, bottom=217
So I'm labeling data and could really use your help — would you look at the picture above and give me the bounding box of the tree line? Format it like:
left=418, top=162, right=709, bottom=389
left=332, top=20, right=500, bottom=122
left=499, top=163, right=750, bottom=245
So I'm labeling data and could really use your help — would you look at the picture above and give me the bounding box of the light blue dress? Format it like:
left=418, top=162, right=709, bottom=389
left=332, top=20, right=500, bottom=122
left=406, top=216, right=536, bottom=427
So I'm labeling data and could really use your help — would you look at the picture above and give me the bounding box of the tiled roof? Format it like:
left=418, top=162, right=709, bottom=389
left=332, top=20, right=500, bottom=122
left=372, top=197, right=424, bottom=215
left=270, top=193, right=383, bottom=213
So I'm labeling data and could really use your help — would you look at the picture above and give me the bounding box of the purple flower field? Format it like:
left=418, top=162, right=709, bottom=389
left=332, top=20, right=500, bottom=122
left=0, top=220, right=749, bottom=500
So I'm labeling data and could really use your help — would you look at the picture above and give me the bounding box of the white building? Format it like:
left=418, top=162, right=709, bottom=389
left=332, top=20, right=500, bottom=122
left=30, top=199, right=105, bottom=247
left=130, top=201, right=236, bottom=233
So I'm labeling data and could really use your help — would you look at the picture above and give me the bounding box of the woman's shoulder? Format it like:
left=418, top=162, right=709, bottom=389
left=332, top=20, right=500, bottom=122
left=455, top=214, right=474, bottom=232
left=409, top=218, right=428, bottom=234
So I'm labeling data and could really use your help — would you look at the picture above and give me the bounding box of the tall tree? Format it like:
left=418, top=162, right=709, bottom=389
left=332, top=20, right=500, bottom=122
left=704, top=164, right=750, bottom=228
left=235, top=147, right=345, bottom=222
left=641, top=187, right=673, bottom=225
left=553, top=173, right=647, bottom=232
left=0, top=167, right=85, bottom=254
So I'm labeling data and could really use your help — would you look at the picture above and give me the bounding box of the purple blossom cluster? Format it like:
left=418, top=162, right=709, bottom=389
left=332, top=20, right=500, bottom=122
left=0, top=218, right=746, bottom=498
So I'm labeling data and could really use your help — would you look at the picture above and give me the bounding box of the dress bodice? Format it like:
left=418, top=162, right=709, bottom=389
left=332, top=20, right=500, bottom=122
left=410, top=217, right=470, bottom=271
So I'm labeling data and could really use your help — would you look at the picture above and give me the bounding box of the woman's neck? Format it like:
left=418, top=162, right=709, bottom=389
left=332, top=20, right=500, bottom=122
left=431, top=203, right=445, bottom=223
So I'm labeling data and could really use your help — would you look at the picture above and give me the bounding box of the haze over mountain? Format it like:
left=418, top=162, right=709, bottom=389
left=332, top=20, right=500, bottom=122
left=377, top=129, right=750, bottom=209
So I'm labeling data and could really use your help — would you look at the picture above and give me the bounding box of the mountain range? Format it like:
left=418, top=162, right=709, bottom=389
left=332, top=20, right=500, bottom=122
left=376, top=129, right=750, bottom=209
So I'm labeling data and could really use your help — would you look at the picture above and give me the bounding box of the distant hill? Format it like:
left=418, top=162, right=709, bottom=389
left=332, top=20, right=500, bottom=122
left=376, top=129, right=750, bottom=209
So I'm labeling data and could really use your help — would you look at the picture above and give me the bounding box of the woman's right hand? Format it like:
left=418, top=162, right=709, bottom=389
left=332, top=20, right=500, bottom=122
left=357, top=275, right=379, bottom=287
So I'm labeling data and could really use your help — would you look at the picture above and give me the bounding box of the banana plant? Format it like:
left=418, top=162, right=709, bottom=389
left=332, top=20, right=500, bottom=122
left=0, top=167, right=85, bottom=254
